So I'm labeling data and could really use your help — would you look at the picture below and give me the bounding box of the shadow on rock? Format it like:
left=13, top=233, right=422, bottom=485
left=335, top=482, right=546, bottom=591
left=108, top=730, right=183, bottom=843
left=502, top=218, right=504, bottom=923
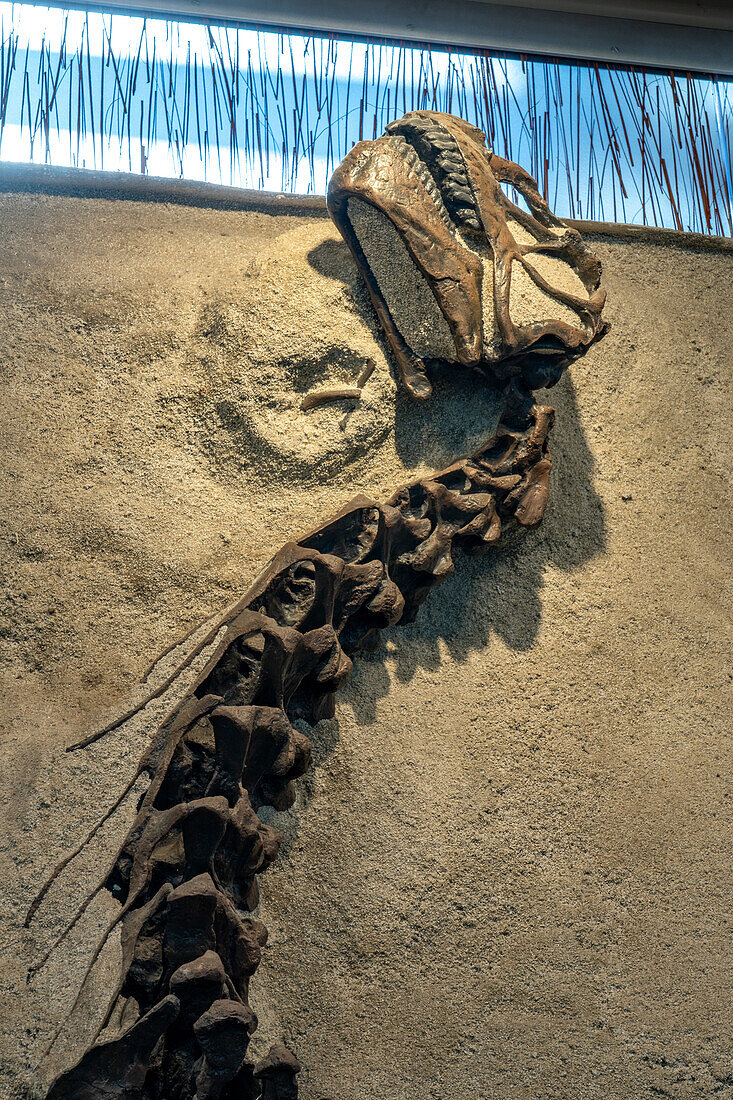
left=308, top=233, right=606, bottom=718
left=308, top=236, right=507, bottom=466
left=346, top=368, right=606, bottom=722
left=307, top=236, right=357, bottom=285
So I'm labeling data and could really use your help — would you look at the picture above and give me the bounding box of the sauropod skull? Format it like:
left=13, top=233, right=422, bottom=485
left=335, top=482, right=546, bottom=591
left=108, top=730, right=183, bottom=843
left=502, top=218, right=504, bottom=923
left=328, top=110, right=608, bottom=401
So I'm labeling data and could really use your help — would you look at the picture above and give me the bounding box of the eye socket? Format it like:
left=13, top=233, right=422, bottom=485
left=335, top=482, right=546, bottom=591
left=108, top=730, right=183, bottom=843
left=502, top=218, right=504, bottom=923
left=497, top=181, right=532, bottom=215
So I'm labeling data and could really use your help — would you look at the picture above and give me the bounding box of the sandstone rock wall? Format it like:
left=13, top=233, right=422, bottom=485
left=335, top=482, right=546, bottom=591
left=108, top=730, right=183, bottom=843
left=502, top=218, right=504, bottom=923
left=0, top=176, right=731, bottom=1099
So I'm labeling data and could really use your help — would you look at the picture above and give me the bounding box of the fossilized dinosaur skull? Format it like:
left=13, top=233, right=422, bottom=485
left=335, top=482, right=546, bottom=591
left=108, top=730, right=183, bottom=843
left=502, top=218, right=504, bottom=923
left=328, top=110, right=607, bottom=401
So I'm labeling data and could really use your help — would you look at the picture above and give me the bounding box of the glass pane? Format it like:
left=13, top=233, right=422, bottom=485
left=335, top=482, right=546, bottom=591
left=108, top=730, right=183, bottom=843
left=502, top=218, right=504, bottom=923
left=0, top=3, right=731, bottom=234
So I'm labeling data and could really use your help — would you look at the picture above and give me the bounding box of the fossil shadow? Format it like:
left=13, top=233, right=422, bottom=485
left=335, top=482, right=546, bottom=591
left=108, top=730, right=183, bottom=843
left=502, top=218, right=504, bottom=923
left=342, top=369, right=606, bottom=724
left=307, top=235, right=607, bottom=723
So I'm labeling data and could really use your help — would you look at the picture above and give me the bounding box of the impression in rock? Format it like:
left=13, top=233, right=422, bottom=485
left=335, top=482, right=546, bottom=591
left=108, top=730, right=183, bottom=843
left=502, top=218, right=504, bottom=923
left=28, top=110, right=607, bottom=1099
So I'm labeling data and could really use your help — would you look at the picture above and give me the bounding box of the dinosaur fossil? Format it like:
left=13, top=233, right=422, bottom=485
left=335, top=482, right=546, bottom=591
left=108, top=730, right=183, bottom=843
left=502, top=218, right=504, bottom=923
left=328, top=110, right=606, bottom=401
left=30, top=111, right=607, bottom=1099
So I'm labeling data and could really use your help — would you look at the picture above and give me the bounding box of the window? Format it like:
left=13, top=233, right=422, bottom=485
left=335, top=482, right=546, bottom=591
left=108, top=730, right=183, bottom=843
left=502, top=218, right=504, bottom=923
left=1, top=2, right=731, bottom=233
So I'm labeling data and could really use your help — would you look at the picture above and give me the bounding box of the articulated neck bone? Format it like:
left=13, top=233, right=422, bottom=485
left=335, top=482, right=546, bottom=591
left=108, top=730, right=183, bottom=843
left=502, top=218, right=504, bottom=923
left=40, top=403, right=554, bottom=1099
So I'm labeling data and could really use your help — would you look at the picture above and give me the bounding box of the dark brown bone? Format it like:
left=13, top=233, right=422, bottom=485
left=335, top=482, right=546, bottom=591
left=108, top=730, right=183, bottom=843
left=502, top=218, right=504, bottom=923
left=254, top=1045, right=302, bottom=1100
left=46, top=996, right=180, bottom=1099
left=37, top=400, right=556, bottom=1098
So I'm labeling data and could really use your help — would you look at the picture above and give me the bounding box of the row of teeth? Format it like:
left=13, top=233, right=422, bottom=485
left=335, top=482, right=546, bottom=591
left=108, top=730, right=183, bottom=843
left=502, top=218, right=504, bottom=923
left=431, top=142, right=482, bottom=231
left=383, top=133, right=456, bottom=233
left=385, top=116, right=482, bottom=232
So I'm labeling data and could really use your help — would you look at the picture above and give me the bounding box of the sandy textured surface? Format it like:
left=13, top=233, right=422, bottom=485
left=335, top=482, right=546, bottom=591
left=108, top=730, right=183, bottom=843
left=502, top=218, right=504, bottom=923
left=347, top=197, right=458, bottom=361
left=347, top=196, right=587, bottom=361
left=0, top=183, right=731, bottom=1100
